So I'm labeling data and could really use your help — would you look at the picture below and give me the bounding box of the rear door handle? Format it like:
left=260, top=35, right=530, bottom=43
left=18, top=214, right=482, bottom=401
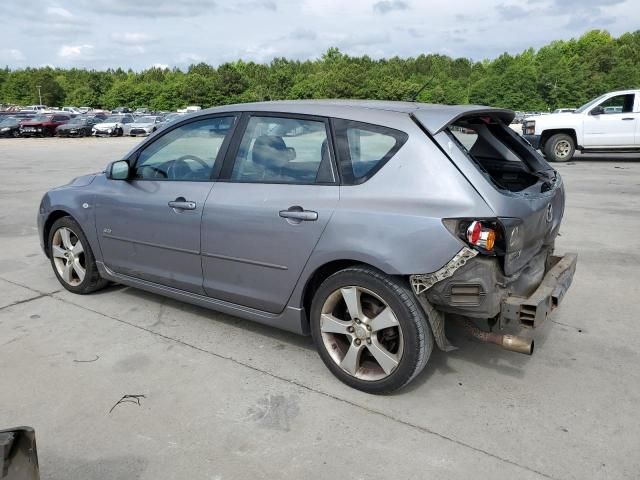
left=279, top=206, right=318, bottom=222
left=168, top=197, right=197, bottom=211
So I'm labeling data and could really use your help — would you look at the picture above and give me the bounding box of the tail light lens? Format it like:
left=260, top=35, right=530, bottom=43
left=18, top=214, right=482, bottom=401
left=466, top=221, right=496, bottom=251
left=443, top=218, right=503, bottom=254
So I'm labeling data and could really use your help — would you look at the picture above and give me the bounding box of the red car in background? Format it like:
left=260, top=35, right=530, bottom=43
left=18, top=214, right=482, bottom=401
left=19, top=114, right=72, bottom=137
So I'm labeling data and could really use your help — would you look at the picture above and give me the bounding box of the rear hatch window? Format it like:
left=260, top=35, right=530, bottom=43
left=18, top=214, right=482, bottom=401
left=447, top=117, right=555, bottom=194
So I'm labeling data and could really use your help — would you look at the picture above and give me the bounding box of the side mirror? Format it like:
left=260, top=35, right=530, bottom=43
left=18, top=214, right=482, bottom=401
left=591, top=105, right=604, bottom=116
left=106, top=160, right=131, bottom=180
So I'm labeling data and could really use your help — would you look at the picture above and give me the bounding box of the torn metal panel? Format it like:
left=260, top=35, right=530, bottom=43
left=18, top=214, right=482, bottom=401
left=410, top=247, right=478, bottom=295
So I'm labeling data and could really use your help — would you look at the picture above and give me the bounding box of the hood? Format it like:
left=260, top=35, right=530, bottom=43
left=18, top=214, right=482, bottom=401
left=94, top=122, right=119, bottom=129
left=130, top=122, right=155, bottom=129
left=525, top=112, right=576, bottom=122
left=52, top=173, right=98, bottom=190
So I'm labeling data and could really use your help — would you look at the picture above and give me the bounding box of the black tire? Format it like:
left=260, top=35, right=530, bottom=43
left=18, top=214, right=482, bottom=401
left=544, top=133, right=575, bottom=162
left=116, top=128, right=123, bottom=137
left=48, top=216, right=108, bottom=294
left=310, top=265, right=433, bottom=394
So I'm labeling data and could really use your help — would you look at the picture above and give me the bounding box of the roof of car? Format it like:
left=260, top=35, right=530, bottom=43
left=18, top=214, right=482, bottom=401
left=199, top=99, right=515, bottom=134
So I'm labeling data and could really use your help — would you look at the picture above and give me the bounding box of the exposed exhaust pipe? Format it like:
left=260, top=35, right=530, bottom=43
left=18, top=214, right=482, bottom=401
left=457, top=317, right=534, bottom=355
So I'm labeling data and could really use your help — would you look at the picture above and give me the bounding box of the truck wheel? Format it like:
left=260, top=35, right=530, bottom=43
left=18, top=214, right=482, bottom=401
left=310, top=266, right=433, bottom=394
left=544, top=134, right=575, bottom=162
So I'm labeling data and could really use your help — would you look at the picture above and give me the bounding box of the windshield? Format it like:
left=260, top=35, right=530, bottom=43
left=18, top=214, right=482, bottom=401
left=67, top=117, right=86, bottom=124
left=575, top=94, right=608, bottom=113
left=0, top=116, right=16, bottom=125
left=30, top=115, right=51, bottom=122
left=135, top=116, right=157, bottom=123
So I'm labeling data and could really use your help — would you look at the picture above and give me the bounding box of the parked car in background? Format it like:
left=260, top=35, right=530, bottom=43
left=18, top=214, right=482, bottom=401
left=89, top=112, right=108, bottom=121
left=523, top=89, right=640, bottom=162
left=163, top=112, right=185, bottom=124
left=78, top=107, right=92, bottom=114
left=0, top=116, right=23, bottom=137
left=134, top=107, right=150, bottom=115
left=37, top=100, right=576, bottom=393
left=552, top=108, right=576, bottom=114
left=21, top=105, right=48, bottom=113
left=62, top=106, right=82, bottom=115
left=92, top=114, right=134, bottom=136
left=126, top=115, right=165, bottom=136
left=178, top=106, right=202, bottom=113
left=19, top=114, right=71, bottom=137
left=56, top=116, right=101, bottom=137
left=112, top=107, right=132, bottom=114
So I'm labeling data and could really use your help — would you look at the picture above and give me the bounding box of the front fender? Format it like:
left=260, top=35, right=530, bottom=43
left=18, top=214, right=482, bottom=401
left=39, top=185, right=100, bottom=261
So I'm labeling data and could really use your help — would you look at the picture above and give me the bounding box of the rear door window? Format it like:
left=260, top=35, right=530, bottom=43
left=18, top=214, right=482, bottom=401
left=229, top=115, right=334, bottom=184
left=332, top=119, right=407, bottom=184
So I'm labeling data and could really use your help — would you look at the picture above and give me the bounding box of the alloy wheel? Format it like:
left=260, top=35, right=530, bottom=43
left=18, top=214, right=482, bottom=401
left=51, top=227, right=86, bottom=286
left=320, top=286, right=404, bottom=381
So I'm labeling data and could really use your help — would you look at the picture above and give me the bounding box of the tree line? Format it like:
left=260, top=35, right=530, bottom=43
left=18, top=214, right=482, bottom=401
left=1, top=30, right=638, bottom=112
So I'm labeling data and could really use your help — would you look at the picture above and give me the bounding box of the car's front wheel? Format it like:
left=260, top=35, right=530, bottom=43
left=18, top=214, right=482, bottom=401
left=48, top=217, right=108, bottom=294
left=544, top=133, right=575, bottom=162
left=310, top=266, right=433, bottom=394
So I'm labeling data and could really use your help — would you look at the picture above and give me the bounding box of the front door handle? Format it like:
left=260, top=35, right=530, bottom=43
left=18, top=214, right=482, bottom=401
left=622, top=117, right=635, bottom=121
left=168, top=197, right=196, bottom=211
left=279, top=206, right=318, bottom=222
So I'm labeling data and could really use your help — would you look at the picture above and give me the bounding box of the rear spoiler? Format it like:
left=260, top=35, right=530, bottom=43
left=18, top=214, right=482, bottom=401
left=411, top=105, right=515, bottom=135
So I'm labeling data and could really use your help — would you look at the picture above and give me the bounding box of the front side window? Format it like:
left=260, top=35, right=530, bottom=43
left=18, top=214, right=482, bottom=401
left=230, top=116, right=332, bottom=184
left=596, top=94, right=634, bottom=114
left=333, top=119, right=408, bottom=184
left=134, top=116, right=236, bottom=181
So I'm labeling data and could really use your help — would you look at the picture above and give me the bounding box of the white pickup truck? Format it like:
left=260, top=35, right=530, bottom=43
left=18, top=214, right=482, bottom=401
left=522, top=89, right=640, bottom=162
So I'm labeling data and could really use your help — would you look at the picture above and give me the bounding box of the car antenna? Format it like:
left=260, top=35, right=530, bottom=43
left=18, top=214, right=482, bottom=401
left=408, top=76, right=434, bottom=103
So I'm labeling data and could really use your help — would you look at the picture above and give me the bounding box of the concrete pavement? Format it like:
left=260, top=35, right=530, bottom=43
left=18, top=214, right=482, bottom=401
left=1, top=137, right=639, bottom=479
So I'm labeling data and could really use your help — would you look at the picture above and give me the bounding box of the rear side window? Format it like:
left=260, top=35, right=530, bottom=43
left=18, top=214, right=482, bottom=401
left=333, top=119, right=407, bottom=184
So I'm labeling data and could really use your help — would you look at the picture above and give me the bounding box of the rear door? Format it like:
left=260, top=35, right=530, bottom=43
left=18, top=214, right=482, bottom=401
left=201, top=113, right=339, bottom=313
left=95, top=115, right=237, bottom=293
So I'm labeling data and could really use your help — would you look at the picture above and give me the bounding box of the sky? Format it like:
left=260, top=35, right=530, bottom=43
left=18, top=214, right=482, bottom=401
left=1, top=0, right=638, bottom=70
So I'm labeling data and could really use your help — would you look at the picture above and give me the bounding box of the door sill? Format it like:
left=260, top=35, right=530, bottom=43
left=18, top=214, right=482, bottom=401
left=97, top=262, right=306, bottom=334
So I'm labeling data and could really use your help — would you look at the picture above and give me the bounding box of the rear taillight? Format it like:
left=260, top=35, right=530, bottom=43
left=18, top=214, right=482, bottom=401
left=466, top=221, right=496, bottom=251
left=443, top=218, right=502, bottom=254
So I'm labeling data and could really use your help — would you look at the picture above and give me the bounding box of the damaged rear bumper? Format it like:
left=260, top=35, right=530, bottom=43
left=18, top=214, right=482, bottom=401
left=501, top=253, right=577, bottom=327
left=410, top=248, right=577, bottom=329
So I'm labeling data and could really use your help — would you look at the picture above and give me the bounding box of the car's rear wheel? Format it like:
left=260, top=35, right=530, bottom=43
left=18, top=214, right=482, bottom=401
left=48, top=217, right=108, bottom=294
left=544, top=133, right=575, bottom=162
left=310, top=266, right=433, bottom=394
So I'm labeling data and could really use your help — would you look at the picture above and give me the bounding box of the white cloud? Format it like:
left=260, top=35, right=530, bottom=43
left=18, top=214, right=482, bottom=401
left=0, top=48, right=25, bottom=61
left=111, top=32, right=154, bottom=45
left=58, top=44, right=94, bottom=59
left=46, top=6, right=74, bottom=19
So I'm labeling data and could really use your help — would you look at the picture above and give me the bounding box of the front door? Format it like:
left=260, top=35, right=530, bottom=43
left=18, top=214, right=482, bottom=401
left=201, top=113, right=339, bottom=313
left=95, top=115, right=237, bottom=293
left=583, top=93, right=637, bottom=147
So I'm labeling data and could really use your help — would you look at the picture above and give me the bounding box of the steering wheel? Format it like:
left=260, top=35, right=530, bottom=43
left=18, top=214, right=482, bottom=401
left=167, top=155, right=210, bottom=179
left=141, top=165, right=168, bottom=178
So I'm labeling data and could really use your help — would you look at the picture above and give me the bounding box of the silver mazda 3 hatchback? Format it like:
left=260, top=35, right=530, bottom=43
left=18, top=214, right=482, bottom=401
left=38, top=100, right=577, bottom=393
